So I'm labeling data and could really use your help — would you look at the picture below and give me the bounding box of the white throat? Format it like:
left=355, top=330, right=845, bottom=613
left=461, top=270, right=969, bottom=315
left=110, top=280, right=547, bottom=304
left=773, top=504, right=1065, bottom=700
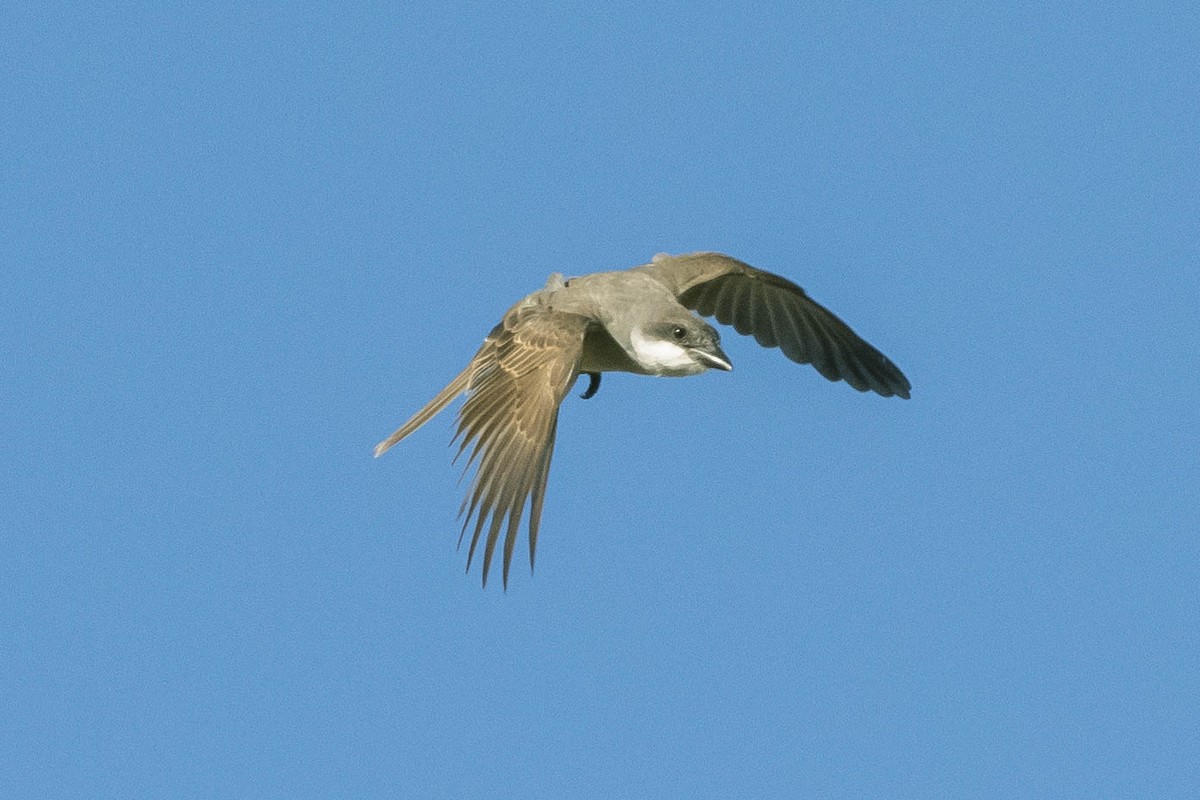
left=629, top=328, right=704, bottom=376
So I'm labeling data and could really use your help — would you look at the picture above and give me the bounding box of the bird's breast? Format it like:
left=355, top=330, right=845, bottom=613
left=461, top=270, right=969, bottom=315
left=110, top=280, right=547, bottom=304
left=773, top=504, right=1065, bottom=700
left=579, top=325, right=645, bottom=374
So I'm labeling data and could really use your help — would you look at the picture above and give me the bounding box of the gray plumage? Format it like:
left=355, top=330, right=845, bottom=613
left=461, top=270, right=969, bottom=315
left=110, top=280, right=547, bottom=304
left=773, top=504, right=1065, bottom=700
left=375, top=251, right=910, bottom=587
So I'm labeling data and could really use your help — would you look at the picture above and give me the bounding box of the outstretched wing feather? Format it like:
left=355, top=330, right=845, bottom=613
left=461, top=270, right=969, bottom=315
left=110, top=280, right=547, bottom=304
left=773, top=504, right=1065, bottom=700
left=641, top=252, right=911, bottom=398
left=451, top=308, right=591, bottom=587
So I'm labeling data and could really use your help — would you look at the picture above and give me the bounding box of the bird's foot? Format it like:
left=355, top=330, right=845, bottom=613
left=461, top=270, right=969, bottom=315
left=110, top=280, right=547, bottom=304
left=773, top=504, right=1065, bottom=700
left=579, top=372, right=601, bottom=399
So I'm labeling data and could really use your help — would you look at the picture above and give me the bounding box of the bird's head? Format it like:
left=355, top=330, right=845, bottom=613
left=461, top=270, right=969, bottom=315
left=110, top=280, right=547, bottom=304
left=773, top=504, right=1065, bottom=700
left=630, top=313, right=733, bottom=376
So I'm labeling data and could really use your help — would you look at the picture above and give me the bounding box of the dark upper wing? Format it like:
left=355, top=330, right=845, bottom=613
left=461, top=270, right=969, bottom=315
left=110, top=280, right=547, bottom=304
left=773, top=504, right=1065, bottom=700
left=638, top=252, right=911, bottom=398
left=452, top=305, right=592, bottom=588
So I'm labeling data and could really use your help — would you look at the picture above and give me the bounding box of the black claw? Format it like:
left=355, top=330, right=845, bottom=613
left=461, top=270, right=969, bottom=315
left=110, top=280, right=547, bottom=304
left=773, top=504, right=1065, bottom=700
left=579, top=372, right=601, bottom=399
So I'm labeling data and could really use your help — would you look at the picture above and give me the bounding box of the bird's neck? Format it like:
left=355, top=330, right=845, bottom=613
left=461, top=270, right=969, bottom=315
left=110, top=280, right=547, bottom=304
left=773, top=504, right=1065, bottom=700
left=628, top=328, right=705, bottom=376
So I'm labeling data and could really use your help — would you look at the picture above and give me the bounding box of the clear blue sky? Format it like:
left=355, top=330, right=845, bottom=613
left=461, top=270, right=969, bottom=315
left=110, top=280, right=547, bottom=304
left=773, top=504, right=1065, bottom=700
left=4, top=3, right=1198, bottom=798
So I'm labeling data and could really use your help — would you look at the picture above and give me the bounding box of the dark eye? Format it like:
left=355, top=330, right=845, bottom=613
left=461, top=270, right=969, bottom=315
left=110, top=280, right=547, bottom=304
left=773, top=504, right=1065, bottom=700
left=671, top=326, right=687, bottom=341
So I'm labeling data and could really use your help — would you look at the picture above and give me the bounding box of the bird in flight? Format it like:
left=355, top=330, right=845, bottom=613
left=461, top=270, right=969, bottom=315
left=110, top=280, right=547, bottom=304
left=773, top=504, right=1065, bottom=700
left=375, top=251, right=910, bottom=588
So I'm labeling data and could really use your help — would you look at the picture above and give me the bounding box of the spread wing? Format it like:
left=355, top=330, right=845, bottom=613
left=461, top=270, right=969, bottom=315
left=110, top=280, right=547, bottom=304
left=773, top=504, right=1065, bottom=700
left=638, top=252, right=911, bottom=398
left=374, top=301, right=591, bottom=588
left=452, top=307, right=592, bottom=588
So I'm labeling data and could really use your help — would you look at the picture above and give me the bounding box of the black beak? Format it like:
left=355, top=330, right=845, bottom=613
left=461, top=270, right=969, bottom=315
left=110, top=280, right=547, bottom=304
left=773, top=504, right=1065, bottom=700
left=691, top=342, right=733, bottom=371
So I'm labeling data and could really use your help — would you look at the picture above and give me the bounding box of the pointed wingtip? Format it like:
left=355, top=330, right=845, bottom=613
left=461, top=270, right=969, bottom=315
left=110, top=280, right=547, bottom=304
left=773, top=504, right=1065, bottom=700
left=885, top=371, right=912, bottom=400
left=373, top=436, right=398, bottom=458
